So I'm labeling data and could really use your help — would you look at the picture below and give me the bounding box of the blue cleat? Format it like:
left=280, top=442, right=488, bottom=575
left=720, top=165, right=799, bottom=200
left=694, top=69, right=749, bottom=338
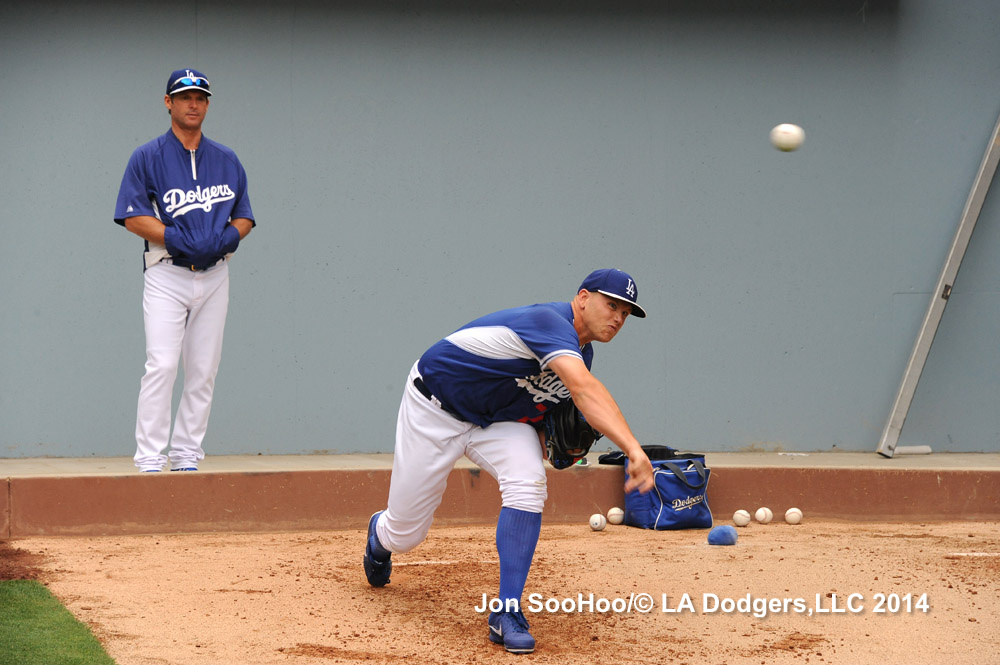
left=488, top=610, right=535, bottom=654
left=170, top=467, right=198, bottom=472
left=363, top=511, right=391, bottom=587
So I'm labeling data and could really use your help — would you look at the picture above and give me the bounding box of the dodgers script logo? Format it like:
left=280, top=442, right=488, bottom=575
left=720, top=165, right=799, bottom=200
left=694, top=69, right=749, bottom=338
left=671, top=494, right=705, bottom=512
left=163, top=184, right=235, bottom=216
left=514, top=370, right=571, bottom=404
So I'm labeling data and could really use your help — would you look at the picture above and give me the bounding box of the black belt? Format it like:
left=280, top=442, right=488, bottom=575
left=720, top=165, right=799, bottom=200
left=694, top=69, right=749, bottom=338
left=413, top=377, right=462, bottom=420
left=166, top=257, right=224, bottom=271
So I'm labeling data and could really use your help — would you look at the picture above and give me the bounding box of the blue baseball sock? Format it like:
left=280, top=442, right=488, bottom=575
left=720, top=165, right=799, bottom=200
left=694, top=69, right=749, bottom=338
left=369, top=514, right=392, bottom=561
left=370, top=535, right=391, bottom=561
left=496, top=507, right=542, bottom=612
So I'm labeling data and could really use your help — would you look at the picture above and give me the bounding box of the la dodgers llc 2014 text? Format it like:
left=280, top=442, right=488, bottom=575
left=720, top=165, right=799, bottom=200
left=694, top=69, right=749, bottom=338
left=475, top=592, right=930, bottom=618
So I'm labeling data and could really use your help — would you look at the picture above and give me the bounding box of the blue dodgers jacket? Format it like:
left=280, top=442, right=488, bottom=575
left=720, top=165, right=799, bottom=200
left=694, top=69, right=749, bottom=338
left=115, top=129, right=255, bottom=269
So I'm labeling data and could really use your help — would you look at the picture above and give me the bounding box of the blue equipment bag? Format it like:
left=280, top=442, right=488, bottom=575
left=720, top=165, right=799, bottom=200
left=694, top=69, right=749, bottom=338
left=623, top=449, right=713, bottom=530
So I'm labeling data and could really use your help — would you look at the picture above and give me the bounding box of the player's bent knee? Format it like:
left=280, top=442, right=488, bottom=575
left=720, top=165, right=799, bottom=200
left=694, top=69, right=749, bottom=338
left=499, top=477, right=548, bottom=514
left=379, top=515, right=433, bottom=554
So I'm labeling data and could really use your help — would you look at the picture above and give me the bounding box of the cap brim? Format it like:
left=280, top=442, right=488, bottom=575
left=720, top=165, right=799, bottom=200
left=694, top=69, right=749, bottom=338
left=597, top=290, right=646, bottom=318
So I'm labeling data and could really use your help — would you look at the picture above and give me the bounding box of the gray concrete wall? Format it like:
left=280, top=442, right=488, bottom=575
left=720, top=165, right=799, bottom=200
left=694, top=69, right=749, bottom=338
left=2, top=0, right=999, bottom=458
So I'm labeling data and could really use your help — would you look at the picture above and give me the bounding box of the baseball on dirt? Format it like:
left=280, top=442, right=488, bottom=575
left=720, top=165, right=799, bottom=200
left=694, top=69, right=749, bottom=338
left=733, top=509, right=752, bottom=527
left=589, top=513, right=607, bottom=531
left=606, top=507, right=625, bottom=525
left=770, top=123, right=805, bottom=151
left=754, top=507, right=773, bottom=524
left=785, top=507, right=804, bottom=525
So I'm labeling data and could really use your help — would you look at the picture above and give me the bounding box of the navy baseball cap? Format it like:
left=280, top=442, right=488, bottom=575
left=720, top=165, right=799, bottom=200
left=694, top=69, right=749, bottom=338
left=579, top=268, right=646, bottom=318
left=166, top=69, right=211, bottom=96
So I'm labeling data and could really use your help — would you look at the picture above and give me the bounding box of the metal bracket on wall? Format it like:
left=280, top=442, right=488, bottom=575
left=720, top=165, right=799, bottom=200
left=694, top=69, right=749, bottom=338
left=876, top=109, right=1000, bottom=458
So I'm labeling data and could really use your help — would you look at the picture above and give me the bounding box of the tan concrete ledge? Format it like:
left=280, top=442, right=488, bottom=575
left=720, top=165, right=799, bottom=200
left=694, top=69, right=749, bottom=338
left=3, top=452, right=998, bottom=537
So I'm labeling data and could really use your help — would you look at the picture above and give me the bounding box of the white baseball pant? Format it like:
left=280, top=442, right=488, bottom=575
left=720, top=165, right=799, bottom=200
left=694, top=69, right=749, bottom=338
left=133, top=260, right=230, bottom=471
left=375, top=362, right=548, bottom=554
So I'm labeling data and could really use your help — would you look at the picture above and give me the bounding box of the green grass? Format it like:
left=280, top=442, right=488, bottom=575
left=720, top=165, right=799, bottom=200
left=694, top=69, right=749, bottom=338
left=0, top=580, right=116, bottom=665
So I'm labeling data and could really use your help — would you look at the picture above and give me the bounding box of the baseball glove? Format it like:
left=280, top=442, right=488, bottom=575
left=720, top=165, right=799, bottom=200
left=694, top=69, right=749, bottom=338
left=543, top=399, right=603, bottom=470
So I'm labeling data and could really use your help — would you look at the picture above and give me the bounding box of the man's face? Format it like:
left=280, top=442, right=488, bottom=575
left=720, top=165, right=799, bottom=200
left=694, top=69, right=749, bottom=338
left=580, top=291, right=631, bottom=343
left=165, top=91, right=209, bottom=131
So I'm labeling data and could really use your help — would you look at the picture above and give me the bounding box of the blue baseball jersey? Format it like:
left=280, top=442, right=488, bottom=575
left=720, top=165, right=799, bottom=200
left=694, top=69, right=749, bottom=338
left=114, top=129, right=254, bottom=264
left=417, top=302, right=593, bottom=427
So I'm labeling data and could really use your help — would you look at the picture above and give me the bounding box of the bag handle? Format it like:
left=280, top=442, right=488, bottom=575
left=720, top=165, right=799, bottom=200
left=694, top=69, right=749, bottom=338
left=658, top=460, right=708, bottom=490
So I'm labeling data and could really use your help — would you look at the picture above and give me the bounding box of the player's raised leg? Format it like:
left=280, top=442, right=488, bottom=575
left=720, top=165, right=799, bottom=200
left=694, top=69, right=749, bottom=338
left=365, top=363, right=473, bottom=586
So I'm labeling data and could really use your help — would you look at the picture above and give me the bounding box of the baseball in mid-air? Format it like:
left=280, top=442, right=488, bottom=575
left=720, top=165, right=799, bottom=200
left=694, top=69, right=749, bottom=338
left=770, top=123, right=805, bottom=151
left=754, top=507, right=774, bottom=524
left=589, top=513, right=607, bottom=531
left=785, top=507, right=804, bottom=524
left=606, top=507, right=625, bottom=525
left=733, top=509, right=752, bottom=527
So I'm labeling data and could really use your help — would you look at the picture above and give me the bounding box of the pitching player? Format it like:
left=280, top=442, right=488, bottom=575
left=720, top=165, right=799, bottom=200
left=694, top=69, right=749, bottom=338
left=364, top=269, right=656, bottom=654
left=114, top=69, right=255, bottom=472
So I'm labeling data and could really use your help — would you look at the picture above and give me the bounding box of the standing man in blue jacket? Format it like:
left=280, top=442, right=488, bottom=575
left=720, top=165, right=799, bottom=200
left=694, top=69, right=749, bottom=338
left=114, top=68, right=255, bottom=472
